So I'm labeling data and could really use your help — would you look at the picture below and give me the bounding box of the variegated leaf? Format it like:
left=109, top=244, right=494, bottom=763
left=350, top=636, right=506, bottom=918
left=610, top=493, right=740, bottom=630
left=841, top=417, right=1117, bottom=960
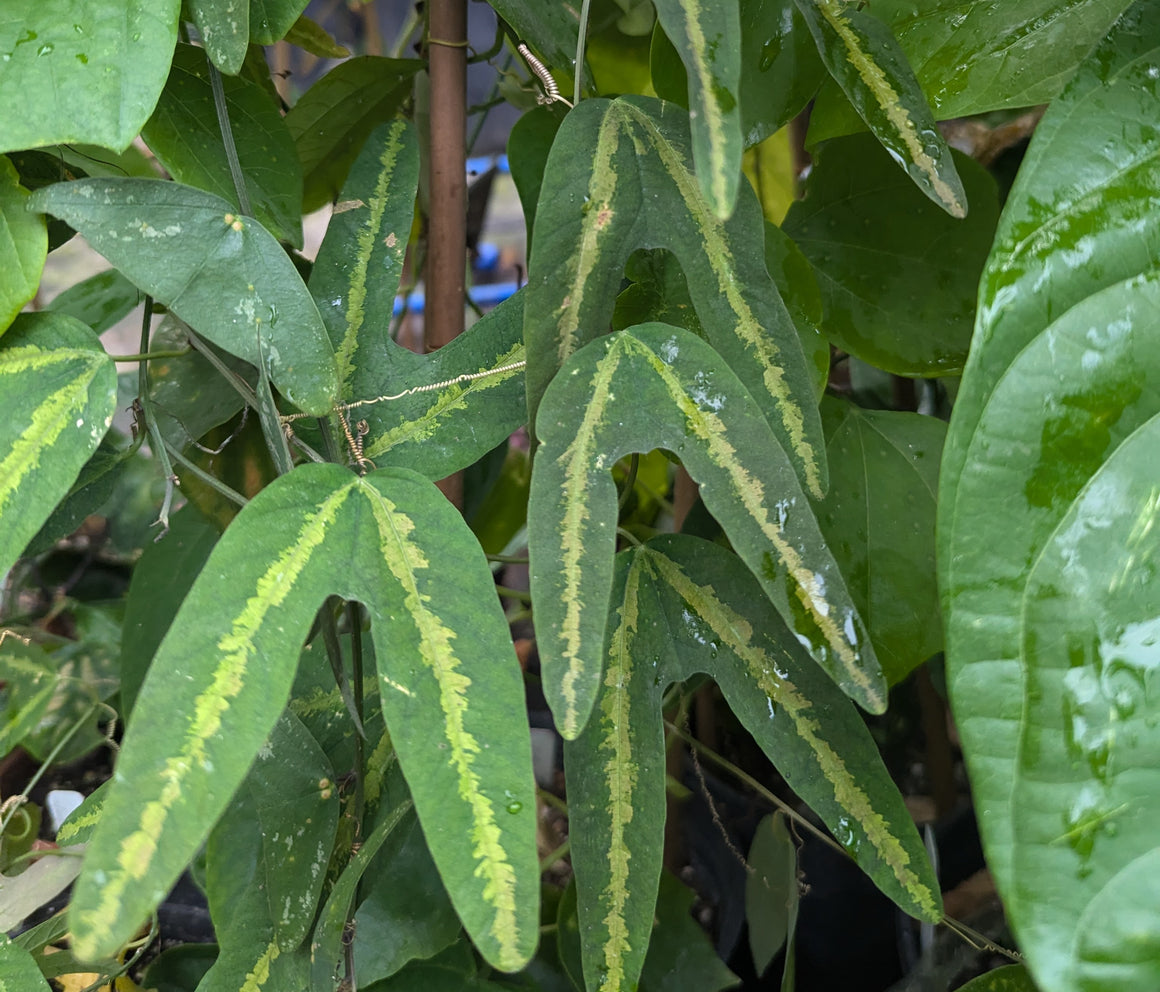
left=792, top=0, right=966, bottom=218
left=67, top=463, right=538, bottom=973
left=565, top=535, right=939, bottom=992
left=309, top=121, right=527, bottom=478
left=525, top=96, right=827, bottom=500
left=652, top=0, right=743, bottom=219
left=29, top=179, right=338, bottom=416
left=0, top=312, right=116, bottom=577
left=530, top=323, right=882, bottom=741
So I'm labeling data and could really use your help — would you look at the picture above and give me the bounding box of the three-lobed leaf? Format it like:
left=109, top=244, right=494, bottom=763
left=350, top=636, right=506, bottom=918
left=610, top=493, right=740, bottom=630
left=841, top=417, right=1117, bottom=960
left=525, top=95, right=827, bottom=500
left=940, top=6, right=1160, bottom=990
left=0, top=313, right=116, bottom=578
left=68, top=463, right=539, bottom=972
left=30, top=178, right=338, bottom=416
left=564, top=535, right=938, bottom=992
left=531, top=322, right=883, bottom=742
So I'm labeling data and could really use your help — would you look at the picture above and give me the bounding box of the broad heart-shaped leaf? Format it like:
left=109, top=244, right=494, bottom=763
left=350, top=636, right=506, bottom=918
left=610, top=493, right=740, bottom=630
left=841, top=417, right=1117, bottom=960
left=30, top=179, right=338, bottom=416
left=782, top=132, right=999, bottom=376
left=530, top=323, right=882, bottom=742
left=141, top=43, right=303, bottom=247
left=0, top=313, right=116, bottom=577
left=564, top=536, right=939, bottom=992
left=938, top=3, right=1160, bottom=958
left=67, top=463, right=539, bottom=972
left=0, top=156, right=47, bottom=336
left=284, top=57, right=422, bottom=213
left=310, top=121, right=526, bottom=478
left=792, top=0, right=966, bottom=218
left=651, top=0, right=742, bottom=219
left=0, top=1, right=179, bottom=154
left=807, top=0, right=1134, bottom=145
left=942, top=275, right=1160, bottom=992
left=812, top=399, right=945, bottom=686
left=651, top=0, right=824, bottom=151
left=525, top=96, right=828, bottom=501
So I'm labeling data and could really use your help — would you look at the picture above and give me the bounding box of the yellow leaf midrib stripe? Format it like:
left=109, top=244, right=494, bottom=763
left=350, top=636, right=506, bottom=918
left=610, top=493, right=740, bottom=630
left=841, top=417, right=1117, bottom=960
left=628, top=335, right=879, bottom=708
left=617, top=101, right=823, bottom=498
left=0, top=348, right=105, bottom=520
left=597, top=553, right=648, bottom=991
left=673, top=0, right=730, bottom=211
left=556, top=341, right=625, bottom=736
left=364, top=482, right=521, bottom=968
left=74, top=480, right=358, bottom=958
left=648, top=550, right=936, bottom=916
left=810, top=0, right=964, bottom=218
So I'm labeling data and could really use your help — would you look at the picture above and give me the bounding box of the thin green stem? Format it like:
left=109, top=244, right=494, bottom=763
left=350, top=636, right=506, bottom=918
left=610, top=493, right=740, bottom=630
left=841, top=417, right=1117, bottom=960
left=573, top=0, right=592, bottom=106
left=538, top=788, right=568, bottom=815
left=160, top=438, right=248, bottom=508
left=539, top=838, right=570, bottom=872
left=618, top=453, right=639, bottom=512
left=320, top=598, right=366, bottom=738
left=137, top=296, right=178, bottom=537
left=108, top=348, right=190, bottom=362
left=207, top=57, right=252, bottom=215
left=487, top=553, right=530, bottom=565
left=495, top=585, right=533, bottom=603
left=348, top=600, right=366, bottom=840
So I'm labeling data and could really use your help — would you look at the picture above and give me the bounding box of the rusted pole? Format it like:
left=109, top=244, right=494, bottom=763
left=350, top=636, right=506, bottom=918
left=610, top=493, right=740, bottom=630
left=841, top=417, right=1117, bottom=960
left=426, top=0, right=468, bottom=507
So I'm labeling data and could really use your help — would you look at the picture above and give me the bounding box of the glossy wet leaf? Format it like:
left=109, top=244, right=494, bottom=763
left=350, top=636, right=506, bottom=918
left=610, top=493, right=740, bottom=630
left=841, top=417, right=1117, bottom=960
left=565, top=539, right=935, bottom=991
left=939, top=9, right=1160, bottom=989
left=531, top=322, right=882, bottom=741
left=813, top=399, right=945, bottom=684
left=30, top=179, right=338, bottom=416
left=487, top=1, right=588, bottom=92
left=310, top=121, right=526, bottom=478
left=650, top=0, right=824, bottom=148
left=792, top=0, right=966, bottom=217
left=0, top=0, right=180, bottom=154
left=783, top=133, right=998, bottom=376
left=0, top=313, right=116, bottom=577
left=525, top=96, right=827, bottom=500
left=0, top=156, right=47, bottom=336
left=808, top=0, right=1134, bottom=144
left=652, top=0, right=742, bottom=219
left=67, top=463, right=538, bottom=972
left=142, top=43, right=303, bottom=246
left=248, top=0, right=309, bottom=43
left=285, top=56, right=422, bottom=213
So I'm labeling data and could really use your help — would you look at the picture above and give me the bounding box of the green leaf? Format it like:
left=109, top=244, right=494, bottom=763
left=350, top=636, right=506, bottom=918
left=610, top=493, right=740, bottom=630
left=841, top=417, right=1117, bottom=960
left=352, top=813, right=462, bottom=984
left=119, top=504, right=220, bottom=723
left=638, top=873, right=740, bottom=992
left=652, top=0, right=742, bottom=219
left=249, top=0, right=310, bottom=43
left=141, top=43, right=303, bottom=246
left=782, top=132, right=998, bottom=375
left=68, top=463, right=538, bottom=972
left=812, top=399, right=945, bottom=685
left=284, top=13, right=349, bottom=58
left=651, top=0, right=824, bottom=148
left=808, top=0, right=1134, bottom=144
left=285, top=57, right=423, bottom=213
left=487, top=1, right=589, bottom=92
left=525, top=96, right=827, bottom=500
left=791, top=0, right=966, bottom=218
left=0, top=156, right=47, bottom=336
left=188, top=0, right=249, bottom=74
left=565, top=534, right=937, bottom=989
left=210, top=711, right=337, bottom=954
left=0, top=637, right=56, bottom=757
left=954, top=965, right=1041, bottom=992
left=47, top=269, right=141, bottom=335
left=0, top=1, right=180, bottom=154
left=745, top=813, right=797, bottom=974
left=0, top=312, right=117, bottom=577
left=0, top=934, right=53, bottom=991
left=30, top=179, right=338, bottom=416
left=940, top=9, right=1160, bottom=990
left=507, top=105, right=565, bottom=260
left=309, top=121, right=527, bottom=478
left=531, top=323, right=882, bottom=741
